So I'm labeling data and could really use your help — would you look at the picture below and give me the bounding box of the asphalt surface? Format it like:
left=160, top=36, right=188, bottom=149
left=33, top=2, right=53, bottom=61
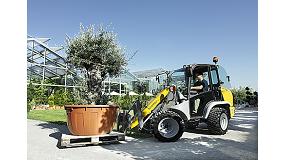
left=27, top=108, right=258, bottom=160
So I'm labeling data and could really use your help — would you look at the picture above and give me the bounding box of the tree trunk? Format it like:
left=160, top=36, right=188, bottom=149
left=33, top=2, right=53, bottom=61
left=86, top=67, right=104, bottom=104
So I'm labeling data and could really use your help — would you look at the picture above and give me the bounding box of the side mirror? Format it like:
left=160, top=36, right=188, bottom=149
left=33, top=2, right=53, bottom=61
left=226, top=75, right=230, bottom=82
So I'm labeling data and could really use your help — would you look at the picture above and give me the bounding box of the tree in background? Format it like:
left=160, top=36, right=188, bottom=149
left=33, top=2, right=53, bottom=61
left=133, top=81, right=148, bottom=94
left=230, top=87, right=249, bottom=104
left=66, top=24, right=127, bottom=104
left=34, top=86, right=48, bottom=105
left=27, top=82, right=35, bottom=112
left=245, top=87, right=258, bottom=107
left=231, top=86, right=258, bottom=106
left=48, top=93, right=55, bottom=107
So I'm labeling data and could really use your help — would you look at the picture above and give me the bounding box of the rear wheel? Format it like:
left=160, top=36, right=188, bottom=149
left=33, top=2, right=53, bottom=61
left=207, top=107, right=229, bottom=135
left=153, top=111, right=184, bottom=142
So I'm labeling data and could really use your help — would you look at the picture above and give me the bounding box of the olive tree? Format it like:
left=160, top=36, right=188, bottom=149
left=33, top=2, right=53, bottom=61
left=66, top=24, right=127, bottom=104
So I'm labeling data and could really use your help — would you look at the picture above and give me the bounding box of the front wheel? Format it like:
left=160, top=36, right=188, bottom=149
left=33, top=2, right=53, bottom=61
left=153, top=111, right=184, bottom=142
left=207, top=107, right=229, bottom=135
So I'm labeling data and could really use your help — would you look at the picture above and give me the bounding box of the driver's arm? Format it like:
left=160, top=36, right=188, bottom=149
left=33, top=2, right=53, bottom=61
left=191, top=85, right=203, bottom=90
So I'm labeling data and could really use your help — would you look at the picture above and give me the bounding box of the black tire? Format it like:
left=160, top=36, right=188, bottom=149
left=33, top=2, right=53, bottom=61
left=117, top=112, right=130, bottom=133
left=153, top=111, right=184, bottom=142
left=185, top=121, right=199, bottom=130
left=207, top=107, right=229, bottom=135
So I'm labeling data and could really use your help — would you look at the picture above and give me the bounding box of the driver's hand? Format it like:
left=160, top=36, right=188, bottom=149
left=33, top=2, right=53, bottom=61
left=189, top=91, right=197, bottom=95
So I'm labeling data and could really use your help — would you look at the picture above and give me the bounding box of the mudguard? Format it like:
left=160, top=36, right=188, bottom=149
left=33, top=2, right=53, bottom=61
left=203, top=101, right=231, bottom=119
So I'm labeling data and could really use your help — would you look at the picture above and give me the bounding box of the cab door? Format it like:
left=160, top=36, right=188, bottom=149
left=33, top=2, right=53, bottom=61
left=189, top=66, right=216, bottom=117
left=217, top=65, right=235, bottom=117
left=210, top=66, right=223, bottom=101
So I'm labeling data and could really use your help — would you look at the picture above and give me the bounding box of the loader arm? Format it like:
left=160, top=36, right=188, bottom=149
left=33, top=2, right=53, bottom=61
left=130, top=88, right=170, bottom=129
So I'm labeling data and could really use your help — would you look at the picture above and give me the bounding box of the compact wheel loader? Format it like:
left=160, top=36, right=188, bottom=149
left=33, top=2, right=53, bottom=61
left=117, top=57, right=235, bottom=142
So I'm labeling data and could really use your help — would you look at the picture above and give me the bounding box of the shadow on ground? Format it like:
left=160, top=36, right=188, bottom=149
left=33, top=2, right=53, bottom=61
left=101, top=136, right=254, bottom=160
left=37, top=122, right=70, bottom=148
left=34, top=108, right=257, bottom=159
left=100, top=109, right=258, bottom=160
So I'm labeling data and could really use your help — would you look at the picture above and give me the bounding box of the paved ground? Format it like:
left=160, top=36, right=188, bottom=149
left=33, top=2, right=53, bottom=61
left=28, top=108, right=258, bottom=160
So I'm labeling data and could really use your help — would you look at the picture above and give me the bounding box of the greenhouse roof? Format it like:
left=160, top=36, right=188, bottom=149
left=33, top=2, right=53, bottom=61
left=132, top=68, right=166, bottom=78
left=27, top=35, right=76, bottom=79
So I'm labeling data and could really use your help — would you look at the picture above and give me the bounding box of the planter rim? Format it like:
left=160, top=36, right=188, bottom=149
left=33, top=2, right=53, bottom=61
left=64, top=104, right=119, bottom=108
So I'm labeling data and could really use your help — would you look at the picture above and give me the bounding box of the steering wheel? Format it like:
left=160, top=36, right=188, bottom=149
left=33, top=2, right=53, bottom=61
left=189, top=90, right=198, bottom=95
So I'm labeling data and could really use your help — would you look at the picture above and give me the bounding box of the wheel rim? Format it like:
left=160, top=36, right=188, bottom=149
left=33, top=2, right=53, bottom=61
left=220, top=113, right=228, bottom=130
left=158, top=117, right=179, bottom=138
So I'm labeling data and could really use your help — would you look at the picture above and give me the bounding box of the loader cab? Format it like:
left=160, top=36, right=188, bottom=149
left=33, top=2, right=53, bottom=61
left=186, top=64, right=232, bottom=117
left=169, top=64, right=231, bottom=118
left=186, top=65, right=213, bottom=117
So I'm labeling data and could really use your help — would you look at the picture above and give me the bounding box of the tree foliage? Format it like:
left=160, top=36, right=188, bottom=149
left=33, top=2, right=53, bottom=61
left=66, top=24, right=127, bottom=104
left=231, top=86, right=253, bottom=104
left=133, top=81, right=148, bottom=94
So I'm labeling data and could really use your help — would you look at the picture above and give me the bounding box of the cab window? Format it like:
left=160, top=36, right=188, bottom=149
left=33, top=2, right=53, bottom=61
left=170, top=70, right=187, bottom=94
left=211, top=69, right=219, bottom=85
left=217, top=65, right=231, bottom=88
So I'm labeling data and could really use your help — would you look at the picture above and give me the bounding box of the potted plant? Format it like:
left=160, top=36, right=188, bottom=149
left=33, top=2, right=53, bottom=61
left=64, top=24, right=127, bottom=136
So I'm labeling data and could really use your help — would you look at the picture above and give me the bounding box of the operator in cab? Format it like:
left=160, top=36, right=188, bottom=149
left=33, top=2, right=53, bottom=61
left=190, top=72, right=208, bottom=114
left=191, top=72, right=208, bottom=93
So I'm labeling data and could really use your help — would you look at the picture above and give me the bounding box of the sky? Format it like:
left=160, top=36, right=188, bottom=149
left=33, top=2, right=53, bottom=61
left=28, top=0, right=257, bottom=90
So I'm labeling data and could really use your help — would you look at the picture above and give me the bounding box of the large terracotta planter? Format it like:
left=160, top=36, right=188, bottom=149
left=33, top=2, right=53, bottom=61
left=64, top=105, right=119, bottom=136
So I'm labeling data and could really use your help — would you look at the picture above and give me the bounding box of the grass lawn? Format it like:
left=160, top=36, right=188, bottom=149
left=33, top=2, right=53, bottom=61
left=27, top=109, right=67, bottom=125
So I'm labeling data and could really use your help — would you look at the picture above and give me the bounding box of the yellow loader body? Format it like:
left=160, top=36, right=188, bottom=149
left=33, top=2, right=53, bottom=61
left=221, top=86, right=235, bottom=118
left=130, top=88, right=170, bottom=129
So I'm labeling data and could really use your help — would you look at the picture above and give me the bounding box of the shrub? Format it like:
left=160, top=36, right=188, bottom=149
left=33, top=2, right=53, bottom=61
left=34, top=86, right=48, bottom=105
left=27, top=78, right=79, bottom=108
left=27, top=101, right=32, bottom=112
left=27, top=99, right=36, bottom=112
left=111, top=94, right=153, bottom=110
left=48, top=94, right=55, bottom=106
left=111, top=95, right=133, bottom=110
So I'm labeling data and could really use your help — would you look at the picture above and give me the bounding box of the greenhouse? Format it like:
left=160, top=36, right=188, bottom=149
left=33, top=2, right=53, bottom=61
left=27, top=36, right=162, bottom=95
left=102, top=70, right=140, bottom=95
left=133, top=68, right=167, bottom=93
left=27, top=35, right=78, bottom=89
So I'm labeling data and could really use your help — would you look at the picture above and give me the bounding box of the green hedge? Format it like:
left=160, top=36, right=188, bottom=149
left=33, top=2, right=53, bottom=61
left=27, top=78, right=78, bottom=112
left=111, top=94, right=153, bottom=110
